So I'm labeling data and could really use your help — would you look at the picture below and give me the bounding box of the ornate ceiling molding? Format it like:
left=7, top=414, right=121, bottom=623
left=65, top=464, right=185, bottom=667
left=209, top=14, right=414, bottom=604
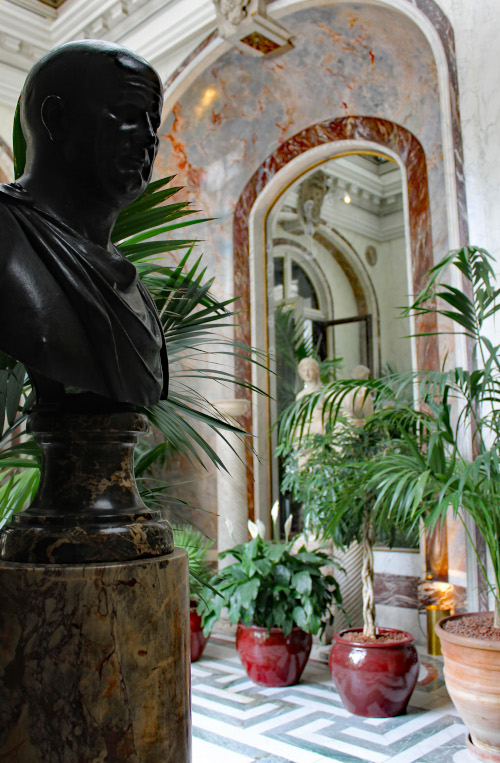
left=213, top=0, right=293, bottom=57
left=0, top=0, right=217, bottom=106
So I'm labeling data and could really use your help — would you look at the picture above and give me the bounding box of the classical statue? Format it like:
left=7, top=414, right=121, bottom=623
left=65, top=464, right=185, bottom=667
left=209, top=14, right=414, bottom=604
left=0, top=40, right=168, bottom=410
left=296, top=356, right=322, bottom=401
left=340, top=364, right=374, bottom=425
left=295, top=357, right=324, bottom=441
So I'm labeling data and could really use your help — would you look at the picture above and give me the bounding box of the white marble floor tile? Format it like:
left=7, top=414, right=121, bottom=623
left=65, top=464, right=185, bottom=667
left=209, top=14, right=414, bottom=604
left=191, top=639, right=471, bottom=763
left=192, top=736, right=254, bottom=762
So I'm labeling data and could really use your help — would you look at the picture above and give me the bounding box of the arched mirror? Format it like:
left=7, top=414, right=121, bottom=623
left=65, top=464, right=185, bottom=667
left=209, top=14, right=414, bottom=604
left=265, top=152, right=413, bottom=531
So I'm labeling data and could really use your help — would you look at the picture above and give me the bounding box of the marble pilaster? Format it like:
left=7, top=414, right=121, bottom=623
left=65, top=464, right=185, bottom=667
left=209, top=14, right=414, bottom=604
left=213, top=399, right=250, bottom=565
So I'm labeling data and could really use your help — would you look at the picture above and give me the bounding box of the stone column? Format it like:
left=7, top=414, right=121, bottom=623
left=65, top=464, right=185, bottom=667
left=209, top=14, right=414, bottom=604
left=0, top=550, right=191, bottom=762
left=0, top=411, right=191, bottom=762
left=212, top=399, right=250, bottom=567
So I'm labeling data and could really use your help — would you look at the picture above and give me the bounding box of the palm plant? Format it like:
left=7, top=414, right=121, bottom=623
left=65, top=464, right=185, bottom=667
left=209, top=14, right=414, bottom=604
left=172, top=524, right=213, bottom=602
left=361, top=246, right=500, bottom=626
left=281, top=245, right=500, bottom=629
left=0, top=108, right=264, bottom=526
left=278, top=392, right=417, bottom=638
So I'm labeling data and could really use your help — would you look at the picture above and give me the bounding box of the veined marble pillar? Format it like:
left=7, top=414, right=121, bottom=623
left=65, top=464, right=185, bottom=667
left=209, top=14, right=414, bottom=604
left=0, top=412, right=191, bottom=762
left=0, top=550, right=190, bottom=762
left=213, top=399, right=250, bottom=567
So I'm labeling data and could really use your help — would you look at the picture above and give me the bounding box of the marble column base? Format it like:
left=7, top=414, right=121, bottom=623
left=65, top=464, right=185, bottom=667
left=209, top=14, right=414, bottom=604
left=0, top=411, right=174, bottom=564
left=0, top=548, right=191, bottom=762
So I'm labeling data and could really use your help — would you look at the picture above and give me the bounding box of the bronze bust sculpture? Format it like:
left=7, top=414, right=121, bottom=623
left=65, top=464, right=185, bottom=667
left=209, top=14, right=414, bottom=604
left=0, top=41, right=175, bottom=564
left=0, top=39, right=168, bottom=408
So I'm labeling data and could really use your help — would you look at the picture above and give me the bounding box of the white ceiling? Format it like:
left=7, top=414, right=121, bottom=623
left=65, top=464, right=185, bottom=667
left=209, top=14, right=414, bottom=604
left=0, top=0, right=218, bottom=107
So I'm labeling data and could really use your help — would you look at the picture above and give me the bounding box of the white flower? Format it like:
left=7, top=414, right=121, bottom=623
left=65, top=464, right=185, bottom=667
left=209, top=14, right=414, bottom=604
left=248, top=519, right=259, bottom=539
left=256, top=519, right=266, bottom=538
left=284, top=514, right=293, bottom=540
left=271, top=500, right=279, bottom=523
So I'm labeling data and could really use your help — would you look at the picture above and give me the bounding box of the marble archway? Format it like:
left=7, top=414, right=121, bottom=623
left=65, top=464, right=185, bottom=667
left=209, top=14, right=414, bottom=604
left=235, top=116, right=468, bottom=617
left=234, top=117, right=438, bottom=495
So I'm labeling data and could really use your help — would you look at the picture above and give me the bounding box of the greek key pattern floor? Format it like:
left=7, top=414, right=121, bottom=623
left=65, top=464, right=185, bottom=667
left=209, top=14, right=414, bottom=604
left=191, top=639, right=473, bottom=763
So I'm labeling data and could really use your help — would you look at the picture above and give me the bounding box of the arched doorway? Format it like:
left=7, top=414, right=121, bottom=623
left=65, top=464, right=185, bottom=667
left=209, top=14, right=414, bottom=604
left=233, top=117, right=437, bottom=524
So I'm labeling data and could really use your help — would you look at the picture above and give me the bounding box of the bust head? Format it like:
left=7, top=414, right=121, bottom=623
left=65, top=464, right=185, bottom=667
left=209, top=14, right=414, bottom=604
left=20, top=40, right=163, bottom=211
left=350, top=364, right=371, bottom=381
left=298, top=357, right=321, bottom=385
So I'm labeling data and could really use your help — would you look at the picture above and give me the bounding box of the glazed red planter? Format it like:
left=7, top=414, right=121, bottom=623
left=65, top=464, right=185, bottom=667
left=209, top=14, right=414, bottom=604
left=236, top=623, right=312, bottom=687
left=329, top=627, right=419, bottom=717
left=190, top=607, right=208, bottom=662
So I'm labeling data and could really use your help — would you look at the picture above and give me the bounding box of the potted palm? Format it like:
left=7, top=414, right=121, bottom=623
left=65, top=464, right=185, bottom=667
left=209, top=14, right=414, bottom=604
left=198, top=505, right=343, bottom=686
left=173, top=525, right=213, bottom=662
left=278, top=401, right=420, bottom=717
left=360, top=246, right=500, bottom=757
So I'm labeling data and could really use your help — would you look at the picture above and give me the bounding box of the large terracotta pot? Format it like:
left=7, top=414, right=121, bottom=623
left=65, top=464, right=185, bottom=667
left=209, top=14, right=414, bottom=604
left=436, top=612, right=500, bottom=759
left=236, top=623, right=312, bottom=687
left=329, top=627, right=419, bottom=717
left=190, top=607, right=208, bottom=662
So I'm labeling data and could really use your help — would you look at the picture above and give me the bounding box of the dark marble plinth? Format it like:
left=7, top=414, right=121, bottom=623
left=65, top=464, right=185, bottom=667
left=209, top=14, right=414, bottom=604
left=0, top=410, right=173, bottom=563
left=0, top=549, right=191, bottom=762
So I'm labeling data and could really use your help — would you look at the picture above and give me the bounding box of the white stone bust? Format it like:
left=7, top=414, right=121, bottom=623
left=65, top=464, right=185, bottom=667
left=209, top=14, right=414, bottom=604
left=296, top=357, right=322, bottom=401
left=295, top=357, right=324, bottom=443
left=341, top=364, right=374, bottom=425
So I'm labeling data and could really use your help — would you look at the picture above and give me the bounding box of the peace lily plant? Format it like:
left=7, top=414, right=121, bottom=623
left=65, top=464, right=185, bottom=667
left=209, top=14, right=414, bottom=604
left=198, top=502, right=344, bottom=637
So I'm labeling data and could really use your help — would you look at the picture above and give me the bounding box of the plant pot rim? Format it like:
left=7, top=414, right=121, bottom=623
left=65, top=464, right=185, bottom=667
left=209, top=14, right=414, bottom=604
left=333, top=626, right=415, bottom=647
left=238, top=623, right=309, bottom=635
left=436, top=611, right=500, bottom=650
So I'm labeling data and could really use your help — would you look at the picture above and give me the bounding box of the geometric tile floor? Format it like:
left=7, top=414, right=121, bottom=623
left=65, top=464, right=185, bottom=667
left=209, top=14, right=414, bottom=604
left=192, top=639, right=474, bottom=763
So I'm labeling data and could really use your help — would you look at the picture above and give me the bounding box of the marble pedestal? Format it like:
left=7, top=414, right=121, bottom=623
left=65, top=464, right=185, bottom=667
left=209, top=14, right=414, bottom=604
left=0, top=549, right=191, bottom=762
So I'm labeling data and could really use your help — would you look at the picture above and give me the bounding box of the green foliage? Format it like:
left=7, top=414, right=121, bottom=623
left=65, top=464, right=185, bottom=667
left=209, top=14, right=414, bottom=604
left=362, top=246, right=500, bottom=621
left=278, top=407, right=419, bottom=550
left=284, top=246, right=500, bottom=623
left=277, top=367, right=425, bottom=635
left=173, top=524, right=213, bottom=602
left=273, top=306, right=341, bottom=414
left=198, top=521, right=343, bottom=638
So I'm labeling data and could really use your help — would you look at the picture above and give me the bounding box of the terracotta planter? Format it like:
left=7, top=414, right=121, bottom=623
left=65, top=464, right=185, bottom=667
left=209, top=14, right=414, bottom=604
left=236, top=623, right=312, bottom=687
left=329, top=627, right=419, bottom=717
left=190, top=607, right=208, bottom=662
left=436, top=613, right=500, bottom=760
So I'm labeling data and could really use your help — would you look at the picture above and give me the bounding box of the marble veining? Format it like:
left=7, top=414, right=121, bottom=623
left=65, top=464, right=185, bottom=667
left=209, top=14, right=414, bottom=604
left=374, top=572, right=419, bottom=609
left=157, top=2, right=468, bottom=549
left=0, top=550, right=191, bottom=762
left=0, top=411, right=174, bottom=564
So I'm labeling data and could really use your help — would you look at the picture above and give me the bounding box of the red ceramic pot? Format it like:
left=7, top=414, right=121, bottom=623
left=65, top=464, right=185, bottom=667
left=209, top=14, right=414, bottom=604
left=329, top=627, right=419, bottom=717
left=190, top=606, right=208, bottom=662
left=236, top=623, right=312, bottom=687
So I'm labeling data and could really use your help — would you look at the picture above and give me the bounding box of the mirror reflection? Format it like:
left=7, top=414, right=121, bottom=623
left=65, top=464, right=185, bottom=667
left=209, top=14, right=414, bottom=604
left=267, top=152, right=412, bottom=531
